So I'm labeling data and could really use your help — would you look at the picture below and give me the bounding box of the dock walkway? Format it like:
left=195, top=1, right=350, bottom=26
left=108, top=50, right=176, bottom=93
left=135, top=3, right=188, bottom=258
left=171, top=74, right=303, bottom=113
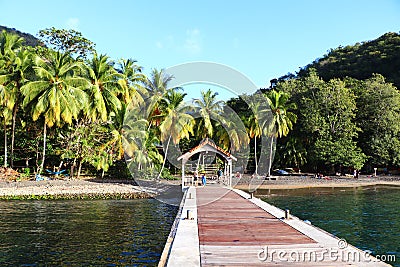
left=164, top=186, right=391, bottom=266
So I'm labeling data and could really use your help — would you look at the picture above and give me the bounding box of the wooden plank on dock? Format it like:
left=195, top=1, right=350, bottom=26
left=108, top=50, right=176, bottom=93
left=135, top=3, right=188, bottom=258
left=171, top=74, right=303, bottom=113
left=195, top=186, right=391, bottom=267
left=197, top=187, right=315, bottom=247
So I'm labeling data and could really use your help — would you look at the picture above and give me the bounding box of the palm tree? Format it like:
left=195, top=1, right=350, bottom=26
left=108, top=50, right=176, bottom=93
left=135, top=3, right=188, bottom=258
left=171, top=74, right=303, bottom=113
left=128, top=130, right=162, bottom=175
left=143, top=69, right=180, bottom=128
left=213, top=108, right=249, bottom=153
left=84, top=54, right=123, bottom=122
left=157, top=90, right=194, bottom=179
left=247, top=92, right=278, bottom=176
left=122, top=103, right=149, bottom=159
left=246, top=101, right=264, bottom=175
left=0, top=30, right=24, bottom=62
left=0, top=30, right=25, bottom=167
left=1, top=49, right=33, bottom=167
left=278, top=136, right=307, bottom=172
left=0, top=85, right=12, bottom=167
left=264, top=90, right=297, bottom=176
left=192, top=89, right=224, bottom=138
left=105, top=101, right=150, bottom=173
left=21, top=50, right=89, bottom=174
left=214, top=120, right=233, bottom=151
left=117, top=58, right=146, bottom=106
left=60, top=54, right=123, bottom=178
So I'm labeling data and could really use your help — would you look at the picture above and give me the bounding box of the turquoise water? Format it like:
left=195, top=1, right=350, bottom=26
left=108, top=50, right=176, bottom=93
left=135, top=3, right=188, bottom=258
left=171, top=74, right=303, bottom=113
left=259, top=186, right=400, bottom=266
left=0, top=199, right=177, bottom=266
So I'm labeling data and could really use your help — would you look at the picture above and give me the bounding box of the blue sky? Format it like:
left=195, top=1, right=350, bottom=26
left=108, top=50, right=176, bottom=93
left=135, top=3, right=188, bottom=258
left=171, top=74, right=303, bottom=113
left=1, top=0, right=399, bottom=99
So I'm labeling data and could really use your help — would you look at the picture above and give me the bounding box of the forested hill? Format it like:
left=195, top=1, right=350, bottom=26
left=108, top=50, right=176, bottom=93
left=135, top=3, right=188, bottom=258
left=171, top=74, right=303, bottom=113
left=292, top=32, right=400, bottom=89
left=0, top=25, right=41, bottom=47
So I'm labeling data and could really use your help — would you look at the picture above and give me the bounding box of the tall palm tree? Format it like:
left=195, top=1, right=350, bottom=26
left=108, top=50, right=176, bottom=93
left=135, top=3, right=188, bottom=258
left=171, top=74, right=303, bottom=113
left=264, top=90, right=297, bottom=176
left=157, top=90, right=194, bottom=179
left=246, top=101, right=264, bottom=175
left=84, top=54, right=123, bottom=122
left=0, top=30, right=25, bottom=167
left=193, top=89, right=224, bottom=138
left=0, top=84, right=12, bottom=167
left=21, top=50, right=89, bottom=174
left=0, top=49, right=33, bottom=167
left=61, top=54, right=123, bottom=178
left=143, top=68, right=180, bottom=128
left=122, top=68, right=178, bottom=178
left=241, top=92, right=275, bottom=175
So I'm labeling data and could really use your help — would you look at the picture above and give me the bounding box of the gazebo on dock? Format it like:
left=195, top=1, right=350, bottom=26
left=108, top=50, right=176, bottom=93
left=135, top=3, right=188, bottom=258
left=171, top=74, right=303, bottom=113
left=177, top=138, right=237, bottom=191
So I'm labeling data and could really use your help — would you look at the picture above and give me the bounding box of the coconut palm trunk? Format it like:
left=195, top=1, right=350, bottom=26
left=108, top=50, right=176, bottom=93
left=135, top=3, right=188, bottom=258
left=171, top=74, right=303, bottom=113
left=268, top=136, right=274, bottom=177
left=35, top=141, right=39, bottom=171
left=3, top=119, right=7, bottom=167
left=38, top=123, right=47, bottom=174
left=10, top=103, right=20, bottom=168
left=78, top=160, right=83, bottom=178
left=264, top=90, right=297, bottom=177
left=254, top=136, right=258, bottom=175
left=71, top=158, right=77, bottom=178
left=157, top=135, right=171, bottom=180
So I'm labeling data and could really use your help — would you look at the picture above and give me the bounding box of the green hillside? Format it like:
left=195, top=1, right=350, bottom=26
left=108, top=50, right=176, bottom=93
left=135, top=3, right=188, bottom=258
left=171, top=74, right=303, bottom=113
left=293, top=32, right=400, bottom=89
left=0, top=25, right=41, bottom=47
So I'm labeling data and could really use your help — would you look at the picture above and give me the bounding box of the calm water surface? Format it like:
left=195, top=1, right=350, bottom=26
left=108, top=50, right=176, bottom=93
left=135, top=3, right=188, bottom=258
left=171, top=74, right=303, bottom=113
left=0, top=199, right=177, bottom=266
left=259, top=186, right=400, bottom=266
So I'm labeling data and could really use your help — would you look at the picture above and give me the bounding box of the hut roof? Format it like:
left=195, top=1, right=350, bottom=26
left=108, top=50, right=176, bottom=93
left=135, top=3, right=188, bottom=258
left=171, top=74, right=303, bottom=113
left=177, top=138, right=237, bottom=162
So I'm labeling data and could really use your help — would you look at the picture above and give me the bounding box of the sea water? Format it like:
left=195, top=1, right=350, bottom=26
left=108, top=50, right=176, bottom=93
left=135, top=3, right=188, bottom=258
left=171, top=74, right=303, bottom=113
left=259, top=185, right=400, bottom=266
left=0, top=199, right=177, bottom=266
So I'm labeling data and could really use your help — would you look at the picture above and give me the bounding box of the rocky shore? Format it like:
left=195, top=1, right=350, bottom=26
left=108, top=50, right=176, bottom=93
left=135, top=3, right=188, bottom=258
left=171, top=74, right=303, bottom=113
left=0, top=179, right=150, bottom=200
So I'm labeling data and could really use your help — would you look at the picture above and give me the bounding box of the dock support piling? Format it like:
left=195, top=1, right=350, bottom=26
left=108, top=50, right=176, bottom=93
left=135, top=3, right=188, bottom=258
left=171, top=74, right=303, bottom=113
left=285, top=209, right=291, bottom=219
left=186, top=210, right=194, bottom=220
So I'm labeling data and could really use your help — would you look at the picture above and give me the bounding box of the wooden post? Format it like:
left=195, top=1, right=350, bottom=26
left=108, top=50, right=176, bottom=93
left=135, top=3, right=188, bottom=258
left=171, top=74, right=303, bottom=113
left=186, top=210, right=194, bottom=220
left=229, top=161, right=232, bottom=187
left=181, top=159, right=185, bottom=192
left=285, top=209, right=291, bottom=219
left=224, top=164, right=228, bottom=185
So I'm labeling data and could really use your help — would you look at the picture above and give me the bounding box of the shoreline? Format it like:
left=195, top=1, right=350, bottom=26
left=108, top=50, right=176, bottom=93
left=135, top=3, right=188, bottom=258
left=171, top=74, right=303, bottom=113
left=0, top=179, right=151, bottom=200
left=234, top=180, right=400, bottom=190
left=1, top=176, right=400, bottom=200
left=233, top=175, right=400, bottom=190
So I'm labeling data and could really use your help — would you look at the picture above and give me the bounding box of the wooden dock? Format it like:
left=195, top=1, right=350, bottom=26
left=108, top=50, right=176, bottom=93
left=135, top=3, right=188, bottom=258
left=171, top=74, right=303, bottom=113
left=163, top=186, right=391, bottom=266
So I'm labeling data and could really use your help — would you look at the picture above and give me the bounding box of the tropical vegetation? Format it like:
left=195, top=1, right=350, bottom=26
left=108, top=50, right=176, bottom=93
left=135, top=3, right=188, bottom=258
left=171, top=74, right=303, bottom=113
left=1, top=26, right=400, bottom=179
